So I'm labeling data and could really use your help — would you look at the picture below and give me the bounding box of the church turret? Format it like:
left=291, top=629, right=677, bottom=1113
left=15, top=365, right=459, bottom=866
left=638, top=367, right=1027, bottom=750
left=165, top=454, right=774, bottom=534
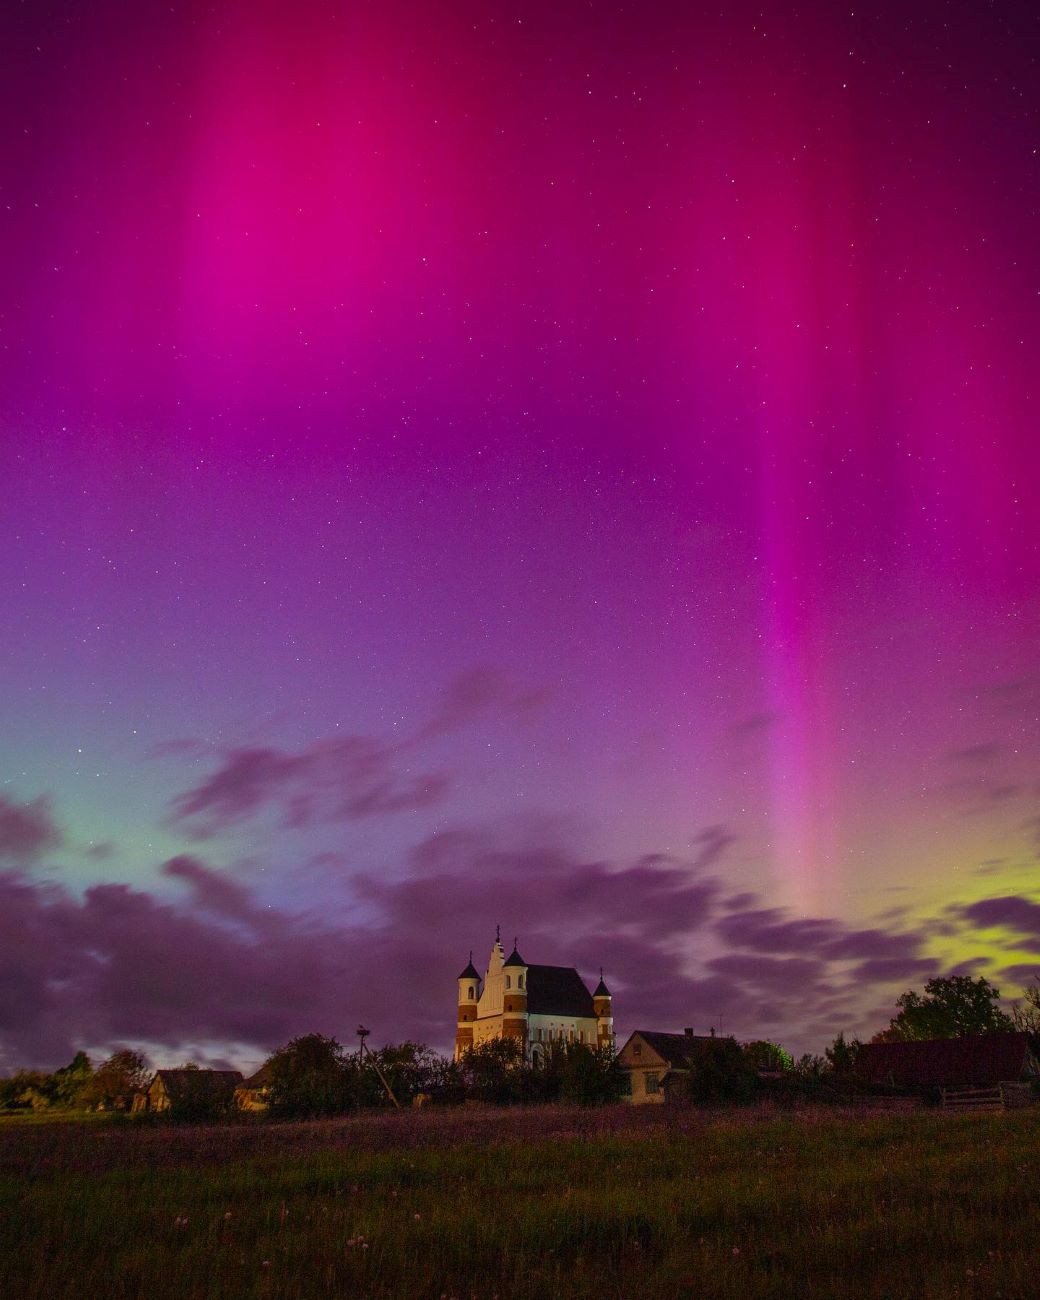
left=501, top=939, right=528, bottom=1046
left=593, top=970, right=614, bottom=1049
left=455, top=953, right=480, bottom=1059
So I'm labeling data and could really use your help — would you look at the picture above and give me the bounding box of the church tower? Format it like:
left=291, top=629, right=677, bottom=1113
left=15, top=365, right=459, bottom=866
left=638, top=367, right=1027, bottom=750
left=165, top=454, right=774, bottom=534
left=594, top=971, right=614, bottom=1049
left=455, top=953, right=480, bottom=1058
left=501, top=940, right=529, bottom=1047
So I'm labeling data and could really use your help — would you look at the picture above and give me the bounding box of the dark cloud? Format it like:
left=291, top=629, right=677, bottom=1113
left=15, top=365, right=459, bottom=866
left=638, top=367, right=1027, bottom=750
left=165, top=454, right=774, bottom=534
left=960, top=894, right=1040, bottom=944
left=416, top=666, right=550, bottom=741
left=161, top=855, right=254, bottom=918
left=689, top=824, right=737, bottom=870
left=947, top=742, right=1003, bottom=765
left=170, top=737, right=449, bottom=836
left=706, top=953, right=827, bottom=990
left=730, top=712, right=777, bottom=737
left=0, top=795, right=61, bottom=861
left=715, top=909, right=841, bottom=954
left=163, top=667, right=547, bottom=838
left=998, top=964, right=1040, bottom=986
left=715, top=905, right=932, bottom=969
left=0, top=838, right=735, bottom=1069
left=849, top=956, right=939, bottom=983
left=5, top=818, right=1031, bottom=1071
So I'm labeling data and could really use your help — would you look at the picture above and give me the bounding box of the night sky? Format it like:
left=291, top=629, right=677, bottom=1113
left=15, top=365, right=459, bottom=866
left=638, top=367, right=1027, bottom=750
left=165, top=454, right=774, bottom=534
left=2, top=0, right=1039, bottom=1072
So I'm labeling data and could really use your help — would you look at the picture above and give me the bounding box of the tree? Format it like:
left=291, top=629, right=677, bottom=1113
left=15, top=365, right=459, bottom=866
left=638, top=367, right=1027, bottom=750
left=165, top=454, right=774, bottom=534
left=368, top=1042, right=444, bottom=1107
left=552, top=1042, right=626, bottom=1106
left=685, top=1036, right=758, bottom=1104
left=80, top=1050, right=149, bottom=1110
left=458, top=1037, right=525, bottom=1103
left=824, top=1032, right=861, bottom=1075
left=1010, top=978, right=1040, bottom=1034
left=264, top=1034, right=354, bottom=1118
left=742, top=1040, right=794, bottom=1073
left=52, top=1051, right=94, bottom=1108
left=883, top=976, right=1013, bottom=1042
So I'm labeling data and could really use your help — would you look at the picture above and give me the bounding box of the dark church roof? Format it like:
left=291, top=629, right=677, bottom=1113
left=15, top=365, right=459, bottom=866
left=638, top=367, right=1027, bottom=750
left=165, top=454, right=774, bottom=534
left=526, top=964, right=595, bottom=1017
left=855, top=1032, right=1039, bottom=1089
left=594, top=976, right=611, bottom=997
left=503, top=945, right=527, bottom=968
left=458, top=959, right=481, bottom=981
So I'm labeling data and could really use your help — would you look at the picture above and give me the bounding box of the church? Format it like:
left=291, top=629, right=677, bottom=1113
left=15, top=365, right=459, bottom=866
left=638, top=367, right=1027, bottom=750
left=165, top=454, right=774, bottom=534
left=455, top=930, right=613, bottom=1061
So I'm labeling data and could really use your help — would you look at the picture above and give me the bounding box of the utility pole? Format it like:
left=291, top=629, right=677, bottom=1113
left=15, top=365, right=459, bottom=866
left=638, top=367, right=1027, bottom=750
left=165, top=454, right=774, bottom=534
left=356, top=1024, right=402, bottom=1109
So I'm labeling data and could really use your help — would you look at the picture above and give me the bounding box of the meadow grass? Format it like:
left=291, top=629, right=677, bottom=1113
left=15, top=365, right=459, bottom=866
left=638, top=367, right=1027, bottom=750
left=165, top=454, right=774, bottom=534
left=2, top=1102, right=1038, bottom=1298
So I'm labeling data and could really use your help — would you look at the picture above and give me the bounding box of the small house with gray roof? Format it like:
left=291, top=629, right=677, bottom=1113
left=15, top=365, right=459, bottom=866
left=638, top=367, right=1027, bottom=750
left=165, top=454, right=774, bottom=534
left=618, top=1028, right=734, bottom=1103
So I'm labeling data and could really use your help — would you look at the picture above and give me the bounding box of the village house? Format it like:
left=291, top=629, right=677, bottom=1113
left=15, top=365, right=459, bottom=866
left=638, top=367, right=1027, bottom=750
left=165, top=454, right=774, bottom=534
left=855, top=1031, right=1040, bottom=1094
left=235, top=1062, right=275, bottom=1112
left=136, top=1068, right=243, bottom=1117
left=617, top=1028, right=735, bottom=1103
left=456, top=931, right=613, bottom=1062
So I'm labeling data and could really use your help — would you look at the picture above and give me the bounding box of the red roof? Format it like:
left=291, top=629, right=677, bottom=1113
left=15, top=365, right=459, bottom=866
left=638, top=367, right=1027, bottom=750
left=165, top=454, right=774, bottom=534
left=855, top=1032, right=1039, bottom=1089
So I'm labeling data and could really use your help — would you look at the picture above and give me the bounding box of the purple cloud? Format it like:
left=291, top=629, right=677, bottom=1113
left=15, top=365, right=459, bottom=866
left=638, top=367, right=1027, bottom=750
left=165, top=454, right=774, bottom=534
left=161, top=855, right=254, bottom=918
left=416, top=666, right=550, bottom=741
left=170, top=737, right=449, bottom=836
left=961, top=895, right=1040, bottom=939
left=3, top=816, right=1030, bottom=1072
left=0, top=795, right=61, bottom=861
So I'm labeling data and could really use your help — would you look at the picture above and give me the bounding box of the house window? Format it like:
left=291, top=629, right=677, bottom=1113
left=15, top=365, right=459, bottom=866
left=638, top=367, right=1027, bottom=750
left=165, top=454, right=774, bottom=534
left=632, top=1043, right=642, bottom=1058
left=644, top=1072, right=661, bottom=1095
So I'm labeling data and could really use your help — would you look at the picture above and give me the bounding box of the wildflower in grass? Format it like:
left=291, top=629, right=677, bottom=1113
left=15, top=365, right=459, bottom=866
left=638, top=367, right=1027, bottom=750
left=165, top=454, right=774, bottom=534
left=414, top=1213, right=421, bottom=1221
left=174, top=1216, right=188, bottom=1229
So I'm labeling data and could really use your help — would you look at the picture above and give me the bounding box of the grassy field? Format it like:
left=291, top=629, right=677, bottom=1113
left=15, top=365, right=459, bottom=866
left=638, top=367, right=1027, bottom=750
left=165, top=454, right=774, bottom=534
left=2, top=1101, right=1038, bottom=1299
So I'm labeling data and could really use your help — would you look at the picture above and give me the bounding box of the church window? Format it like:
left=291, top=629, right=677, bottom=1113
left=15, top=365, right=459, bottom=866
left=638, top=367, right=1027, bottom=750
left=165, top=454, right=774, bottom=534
left=505, top=975, right=511, bottom=989
left=468, top=986, right=475, bottom=999
left=518, top=974, right=524, bottom=988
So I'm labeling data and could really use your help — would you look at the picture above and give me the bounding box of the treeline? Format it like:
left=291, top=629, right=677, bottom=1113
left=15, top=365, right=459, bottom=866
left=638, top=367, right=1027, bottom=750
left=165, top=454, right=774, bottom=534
left=259, top=1035, right=626, bottom=1116
left=0, top=1049, right=148, bottom=1114
left=4, top=975, right=1034, bottom=1119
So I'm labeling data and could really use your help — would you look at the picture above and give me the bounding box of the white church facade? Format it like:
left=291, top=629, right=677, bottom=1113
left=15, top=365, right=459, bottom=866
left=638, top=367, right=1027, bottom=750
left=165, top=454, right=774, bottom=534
left=455, top=931, right=614, bottom=1062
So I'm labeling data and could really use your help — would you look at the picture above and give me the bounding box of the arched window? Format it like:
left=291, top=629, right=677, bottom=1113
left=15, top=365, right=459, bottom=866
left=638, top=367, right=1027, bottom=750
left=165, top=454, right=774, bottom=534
left=505, top=975, right=511, bottom=989
left=468, top=986, right=475, bottom=1000
left=518, top=974, right=524, bottom=989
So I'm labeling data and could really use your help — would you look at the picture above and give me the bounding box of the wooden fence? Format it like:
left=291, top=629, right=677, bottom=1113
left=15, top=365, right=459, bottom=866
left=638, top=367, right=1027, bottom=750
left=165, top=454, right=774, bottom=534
left=939, top=1083, right=1032, bottom=1111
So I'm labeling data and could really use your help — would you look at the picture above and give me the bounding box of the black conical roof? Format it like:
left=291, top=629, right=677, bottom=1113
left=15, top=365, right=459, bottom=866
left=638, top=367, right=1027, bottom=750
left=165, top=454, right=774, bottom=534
left=458, top=960, right=480, bottom=981
left=594, top=976, right=611, bottom=997
left=503, top=944, right=526, bottom=967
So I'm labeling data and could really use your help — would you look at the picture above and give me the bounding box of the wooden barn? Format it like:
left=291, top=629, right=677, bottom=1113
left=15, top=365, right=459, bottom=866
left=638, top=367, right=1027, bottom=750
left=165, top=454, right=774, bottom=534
left=855, top=1032, right=1040, bottom=1093
left=144, top=1069, right=243, bottom=1117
